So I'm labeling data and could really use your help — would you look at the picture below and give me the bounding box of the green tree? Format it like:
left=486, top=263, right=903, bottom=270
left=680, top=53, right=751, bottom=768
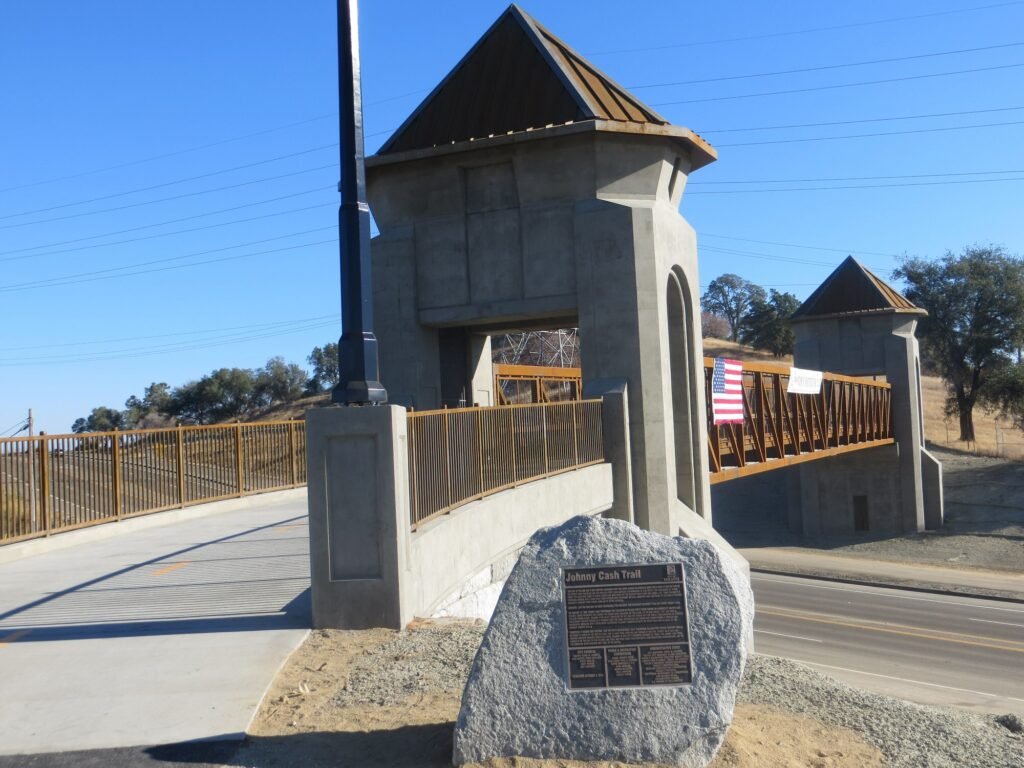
left=740, top=290, right=799, bottom=358
left=895, top=246, right=1024, bottom=441
left=257, top=357, right=308, bottom=405
left=71, top=406, right=126, bottom=433
left=124, top=382, right=172, bottom=427
left=701, top=274, right=767, bottom=342
left=306, top=342, right=339, bottom=392
left=170, top=368, right=259, bottom=424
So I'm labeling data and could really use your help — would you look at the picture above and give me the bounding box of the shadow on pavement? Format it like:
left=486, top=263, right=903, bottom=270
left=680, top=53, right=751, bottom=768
left=146, top=724, right=455, bottom=767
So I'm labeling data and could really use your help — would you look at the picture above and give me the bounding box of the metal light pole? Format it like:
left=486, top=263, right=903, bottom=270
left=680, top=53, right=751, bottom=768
left=332, top=0, right=387, bottom=405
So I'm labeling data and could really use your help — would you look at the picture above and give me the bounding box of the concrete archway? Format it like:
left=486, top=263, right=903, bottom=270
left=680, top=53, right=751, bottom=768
left=667, top=267, right=703, bottom=519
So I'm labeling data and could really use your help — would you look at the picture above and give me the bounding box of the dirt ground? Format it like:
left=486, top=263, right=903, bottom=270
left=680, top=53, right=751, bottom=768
left=238, top=625, right=883, bottom=768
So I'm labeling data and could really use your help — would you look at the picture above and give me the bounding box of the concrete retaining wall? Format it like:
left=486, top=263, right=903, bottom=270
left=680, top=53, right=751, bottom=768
left=408, top=463, right=614, bottom=617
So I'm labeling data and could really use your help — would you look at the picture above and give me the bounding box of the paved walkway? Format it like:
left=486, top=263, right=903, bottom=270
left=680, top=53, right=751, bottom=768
left=0, top=491, right=310, bottom=756
left=741, top=546, right=1024, bottom=601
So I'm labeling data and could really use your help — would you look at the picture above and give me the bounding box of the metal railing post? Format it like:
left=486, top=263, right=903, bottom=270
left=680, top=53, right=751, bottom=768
left=442, top=408, right=453, bottom=509
left=542, top=405, right=550, bottom=477
left=571, top=401, right=580, bottom=466
left=509, top=409, right=518, bottom=485
left=176, top=426, right=186, bottom=508
left=235, top=423, right=244, bottom=496
left=476, top=409, right=485, bottom=497
left=288, top=422, right=298, bottom=487
left=112, top=430, right=123, bottom=521
left=39, top=437, right=50, bottom=536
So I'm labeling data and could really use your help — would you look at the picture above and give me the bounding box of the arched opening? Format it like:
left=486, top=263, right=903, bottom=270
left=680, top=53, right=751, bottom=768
left=667, top=269, right=700, bottom=514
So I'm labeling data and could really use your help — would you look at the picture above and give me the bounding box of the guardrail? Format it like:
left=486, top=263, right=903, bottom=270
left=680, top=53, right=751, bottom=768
left=407, top=400, right=604, bottom=529
left=493, top=363, right=583, bottom=405
left=705, top=358, right=893, bottom=483
left=0, top=421, right=306, bottom=545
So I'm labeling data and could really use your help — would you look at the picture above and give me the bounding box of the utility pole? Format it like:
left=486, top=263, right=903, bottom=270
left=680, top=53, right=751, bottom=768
left=332, top=0, right=387, bottom=406
left=27, top=409, right=37, bottom=530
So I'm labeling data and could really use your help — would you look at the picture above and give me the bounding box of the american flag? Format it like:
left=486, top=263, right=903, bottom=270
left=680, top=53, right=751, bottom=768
left=711, top=358, right=744, bottom=424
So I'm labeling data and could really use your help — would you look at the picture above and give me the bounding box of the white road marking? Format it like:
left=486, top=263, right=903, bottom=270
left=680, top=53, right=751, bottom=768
left=769, top=655, right=1024, bottom=704
left=753, top=573, right=1024, bottom=613
left=969, top=617, right=1024, bottom=628
left=754, top=629, right=823, bottom=643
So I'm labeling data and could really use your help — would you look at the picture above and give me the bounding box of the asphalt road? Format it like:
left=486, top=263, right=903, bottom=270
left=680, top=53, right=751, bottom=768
left=752, top=572, right=1024, bottom=715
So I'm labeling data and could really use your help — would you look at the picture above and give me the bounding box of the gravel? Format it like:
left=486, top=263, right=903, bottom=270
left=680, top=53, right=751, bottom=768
left=332, top=621, right=486, bottom=708
left=326, top=623, right=1022, bottom=767
left=740, top=656, right=1023, bottom=768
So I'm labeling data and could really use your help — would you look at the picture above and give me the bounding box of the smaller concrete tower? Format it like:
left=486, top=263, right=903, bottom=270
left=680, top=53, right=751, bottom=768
left=790, top=257, right=943, bottom=535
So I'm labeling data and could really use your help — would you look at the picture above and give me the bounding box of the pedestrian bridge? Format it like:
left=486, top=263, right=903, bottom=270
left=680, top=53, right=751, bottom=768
left=0, top=358, right=893, bottom=550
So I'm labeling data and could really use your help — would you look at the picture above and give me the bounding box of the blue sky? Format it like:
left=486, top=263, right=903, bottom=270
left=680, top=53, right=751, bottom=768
left=2, top=0, right=1023, bottom=435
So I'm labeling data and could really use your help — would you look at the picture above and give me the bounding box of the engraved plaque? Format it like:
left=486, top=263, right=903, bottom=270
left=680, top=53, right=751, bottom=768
left=562, top=562, right=692, bottom=690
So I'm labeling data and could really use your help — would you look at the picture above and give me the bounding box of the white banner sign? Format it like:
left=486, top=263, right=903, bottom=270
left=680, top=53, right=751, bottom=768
left=787, top=367, right=823, bottom=394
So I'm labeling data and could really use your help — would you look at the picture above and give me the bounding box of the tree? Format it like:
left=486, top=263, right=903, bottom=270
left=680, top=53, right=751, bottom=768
left=124, top=382, right=172, bottom=428
left=740, top=290, right=799, bottom=357
left=71, top=406, right=126, bottom=433
left=306, top=342, right=340, bottom=392
left=701, top=274, right=766, bottom=342
left=895, top=246, right=1024, bottom=441
left=170, top=368, right=259, bottom=424
left=700, top=311, right=730, bottom=340
left=257, top=357, right=307, bottom=405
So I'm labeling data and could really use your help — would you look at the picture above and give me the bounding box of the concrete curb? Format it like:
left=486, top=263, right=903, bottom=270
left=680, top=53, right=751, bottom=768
left=751, top=566, right=1024, bottom=605
left=0, top=488, right=308, bottom=565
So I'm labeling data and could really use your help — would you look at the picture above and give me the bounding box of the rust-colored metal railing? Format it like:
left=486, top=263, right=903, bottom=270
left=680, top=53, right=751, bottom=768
left=407, top=400, right=604, bottom=529
left=705, top=358, right=893, bottom=484
left=0, top=421, right=306, bottom=546
left=494, top=364, right=583, bottom=405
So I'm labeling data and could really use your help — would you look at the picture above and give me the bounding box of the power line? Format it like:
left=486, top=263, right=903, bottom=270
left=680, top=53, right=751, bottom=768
left=632, top=40, right=1024, bottom=89
left=0, top=230, right=336, bottom=292
left=0, top=191, right=333, bottom=261
left=699, top=104, right=1024, bottom=133
left=700, top=233, right=898, bottom=259
left=0, top=202, right=336, bottom=263
left=701, top=245, right=841, bottom=268
left=0, top=320, right=341, bottom=366
left=690, top=176, right=1024, bottom=194
left=712, top=119, right=1024, bottom=147
left=592, top=1, right=1024, bottom=55
left=653, top=61, right=1024, bottom=106
left=0, top=146, right=337, bottom=221
left=691, top=168, right=1024, bottom=184
left=0, top=314, right=339, bottom=352
left=0, top=165, right=336, bottom=232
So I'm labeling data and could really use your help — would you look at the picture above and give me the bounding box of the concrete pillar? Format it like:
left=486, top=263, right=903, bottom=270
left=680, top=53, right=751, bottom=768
left=583, top=378, right=633, bottom=523
left=305, top=405, right=412, bottom=629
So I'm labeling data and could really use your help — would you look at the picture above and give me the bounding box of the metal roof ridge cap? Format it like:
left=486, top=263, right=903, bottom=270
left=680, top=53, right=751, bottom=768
left=527, top=18, right=670, bottom=125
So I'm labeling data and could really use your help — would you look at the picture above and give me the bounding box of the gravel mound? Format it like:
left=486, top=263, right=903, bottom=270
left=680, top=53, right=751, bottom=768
left=332, top=622, right=485, bottom=708
left=741, top=656, right=1023, bottom=768
left=325, top=623, right=1021, bottom=767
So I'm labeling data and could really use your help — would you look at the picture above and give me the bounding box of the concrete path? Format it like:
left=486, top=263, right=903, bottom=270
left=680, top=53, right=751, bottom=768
left=0, top=491, right=310, bottom=756
left=740, top=546, right=1024, bottom=601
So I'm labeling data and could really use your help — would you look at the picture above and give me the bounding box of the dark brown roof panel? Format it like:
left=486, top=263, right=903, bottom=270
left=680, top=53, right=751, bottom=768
left=791, top=256, right=924, bottom=321
left=378, top=4, right=669, bottom=155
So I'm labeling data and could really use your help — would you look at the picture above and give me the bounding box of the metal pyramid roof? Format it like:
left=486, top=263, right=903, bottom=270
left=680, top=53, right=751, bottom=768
left=791, top=256, right=924, bottom=321
left=377, top=4, right=682, bottom=155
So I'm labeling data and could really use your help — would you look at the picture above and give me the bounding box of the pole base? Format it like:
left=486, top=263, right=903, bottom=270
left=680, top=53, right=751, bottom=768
left=331, top=379, right=388, bottom=405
